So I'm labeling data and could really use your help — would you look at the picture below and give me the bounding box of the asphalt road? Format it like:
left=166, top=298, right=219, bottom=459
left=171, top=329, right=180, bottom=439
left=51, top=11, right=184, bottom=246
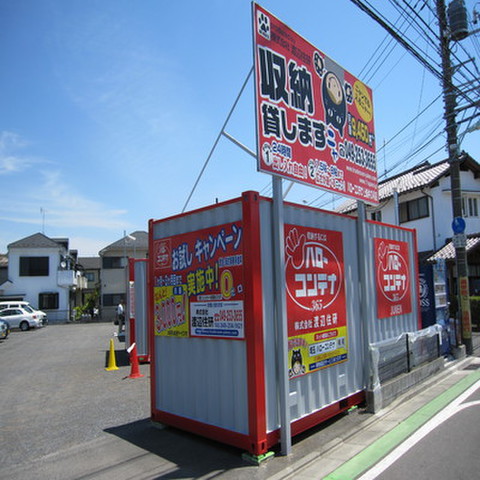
left=1, top=322, right=372, bottom=479
left=4, top=323, right=478, bottom=480
left=373, top=376, right=480, bottom=480
left=1, top=323, right=150, bottom=470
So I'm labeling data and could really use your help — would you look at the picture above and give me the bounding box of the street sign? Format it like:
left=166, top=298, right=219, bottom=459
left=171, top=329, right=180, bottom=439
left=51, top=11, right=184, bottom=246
left=452, top=216, right=466, bottom=234
left=453, top=233, right=467, bottom=248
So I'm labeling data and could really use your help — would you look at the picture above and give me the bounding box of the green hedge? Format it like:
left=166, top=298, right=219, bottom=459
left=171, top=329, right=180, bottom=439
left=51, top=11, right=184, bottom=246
left=471, top=297, right=480, bottom=325
left=449, top=296, right=480, bottom=326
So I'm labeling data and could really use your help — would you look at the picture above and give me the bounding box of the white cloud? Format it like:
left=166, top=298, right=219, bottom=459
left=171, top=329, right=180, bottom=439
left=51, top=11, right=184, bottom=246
left=69, top=236, right=112, bottom=257
left=4, top=169, right=130, bottom=230
left=0, top=131, right=36, bottom=175
left=0, top=130, right=133, bottom=255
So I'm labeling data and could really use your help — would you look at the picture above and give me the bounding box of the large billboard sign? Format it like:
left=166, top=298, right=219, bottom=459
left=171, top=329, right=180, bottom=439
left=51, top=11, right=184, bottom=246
left=253, top=3, right=378, bottom=204
left=152, top=222, right=245, bottom=339
left=374, top=238, right=412, bottom=319
left=285, top=225, right=348, bottom=377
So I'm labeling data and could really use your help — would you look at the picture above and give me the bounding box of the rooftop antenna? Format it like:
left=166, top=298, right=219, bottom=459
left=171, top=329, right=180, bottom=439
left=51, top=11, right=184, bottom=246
left=40, top=207, right=46, bottom=234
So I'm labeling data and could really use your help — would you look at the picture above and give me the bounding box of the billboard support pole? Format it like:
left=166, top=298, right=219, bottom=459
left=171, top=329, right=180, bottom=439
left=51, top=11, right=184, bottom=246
left=272, top=175, right=292, bottom=455
left=182, top=66, right=253, bottom=213
left=356, top=201, right=375, bottom=405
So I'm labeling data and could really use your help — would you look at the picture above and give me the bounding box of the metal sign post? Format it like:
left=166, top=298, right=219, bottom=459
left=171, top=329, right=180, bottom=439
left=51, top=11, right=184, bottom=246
left=272, top=176, right=291, bottom=456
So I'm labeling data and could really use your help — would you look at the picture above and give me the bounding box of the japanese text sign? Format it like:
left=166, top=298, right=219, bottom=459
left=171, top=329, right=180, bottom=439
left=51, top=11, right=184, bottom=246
left=374, top=238, right=412, bottom=319
left=285, top=225, right=348, bottom=377
left=152, top=222, right=245, bottom=339
left=253, top=3, right=378, bottom=204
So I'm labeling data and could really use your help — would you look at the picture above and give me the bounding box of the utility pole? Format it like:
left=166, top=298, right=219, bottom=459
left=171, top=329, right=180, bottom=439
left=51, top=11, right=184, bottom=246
left=436, top=0, right=473, bottom=355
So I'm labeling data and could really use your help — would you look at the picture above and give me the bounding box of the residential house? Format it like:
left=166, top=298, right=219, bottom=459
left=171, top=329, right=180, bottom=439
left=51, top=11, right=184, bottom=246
left=99, top=231, right=148, bottom=321
left=76, top=256, right=101, bottom=314
left=337, top=153, right=480, bottom=295
left=0, top=254, right=7, bottom=285
left=0, top=233, right=87, bottom=323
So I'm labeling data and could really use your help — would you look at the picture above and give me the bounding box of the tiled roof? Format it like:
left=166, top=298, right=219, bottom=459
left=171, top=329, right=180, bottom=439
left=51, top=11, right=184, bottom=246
left=77, top=257, right=101, bottom=270
left=99, top=231, right=148, bottom=254
left=337, top=154, right=480, bottom=214
left=8, top=232, right=65, bottom=250
left=427, top=234, right=480, bottom=261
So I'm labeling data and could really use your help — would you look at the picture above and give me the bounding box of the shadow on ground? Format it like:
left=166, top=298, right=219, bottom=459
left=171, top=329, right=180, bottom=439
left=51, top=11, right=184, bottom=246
left=104, top=349, right=131, bottom=368
left=103, top=408, right=360, bottom=479
left=104, top=418, right=252, bottom=478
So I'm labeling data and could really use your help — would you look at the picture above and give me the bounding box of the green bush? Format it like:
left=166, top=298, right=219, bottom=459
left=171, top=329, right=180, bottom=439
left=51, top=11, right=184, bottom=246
left=449, top=295, right=480, bottom=327
left=470, top=297, right=480, bottom=326
left=73, top=290, right=99, bottom=321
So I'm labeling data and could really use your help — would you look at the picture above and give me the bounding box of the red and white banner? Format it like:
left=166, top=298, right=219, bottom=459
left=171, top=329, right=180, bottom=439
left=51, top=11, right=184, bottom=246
left=284, top=224, right=348, bottom=376
left=374, top=238, right=412, bottom=319
left=152, top=222, right=245, bottom=339
left=253, top=3, right=378, bottom=204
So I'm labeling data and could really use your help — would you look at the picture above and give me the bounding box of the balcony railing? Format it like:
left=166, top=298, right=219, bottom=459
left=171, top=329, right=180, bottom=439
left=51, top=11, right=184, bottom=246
left=57, top=270, right=87, bottom=289
left=57, top=269, right=77, bottom=287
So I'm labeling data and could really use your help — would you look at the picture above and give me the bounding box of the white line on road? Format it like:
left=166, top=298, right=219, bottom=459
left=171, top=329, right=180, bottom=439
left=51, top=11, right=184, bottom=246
left=358, top=379, right=480, bottom=480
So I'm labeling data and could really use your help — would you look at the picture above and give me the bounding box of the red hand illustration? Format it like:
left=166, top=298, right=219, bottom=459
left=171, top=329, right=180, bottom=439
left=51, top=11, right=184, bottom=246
left=377, top=241, right=387, bottom=270
left=285, top=228, right=306, bottom=269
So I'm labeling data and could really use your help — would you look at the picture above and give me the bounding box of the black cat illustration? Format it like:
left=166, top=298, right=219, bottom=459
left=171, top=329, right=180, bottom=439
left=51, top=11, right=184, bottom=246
left=289, top=349, right=306, bottom=377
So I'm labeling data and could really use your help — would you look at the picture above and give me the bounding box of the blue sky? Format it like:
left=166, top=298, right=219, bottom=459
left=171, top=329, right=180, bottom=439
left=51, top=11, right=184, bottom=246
left=1, top=0, right=480, bottom=256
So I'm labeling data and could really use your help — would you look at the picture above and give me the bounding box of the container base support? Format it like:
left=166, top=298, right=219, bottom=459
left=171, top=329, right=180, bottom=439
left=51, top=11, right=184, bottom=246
left=242, top=450, right=275, bottom=466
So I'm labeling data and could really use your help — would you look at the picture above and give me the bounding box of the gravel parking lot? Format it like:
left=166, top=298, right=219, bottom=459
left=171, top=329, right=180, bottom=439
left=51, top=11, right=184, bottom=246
left=1, top=323, right=269, bottom=479
left=1, top=323, right=150, bottom=471
left=1, top=322, right=373, bottom=480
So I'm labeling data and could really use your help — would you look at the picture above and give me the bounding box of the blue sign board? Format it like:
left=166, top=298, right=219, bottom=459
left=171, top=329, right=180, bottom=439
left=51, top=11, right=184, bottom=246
left=452, top=216, right=466, bottom=234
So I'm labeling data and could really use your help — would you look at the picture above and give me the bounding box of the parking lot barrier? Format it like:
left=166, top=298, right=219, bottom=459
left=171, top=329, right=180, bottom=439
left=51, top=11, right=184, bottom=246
left=128, top=343, right=144, bottom=379
left=105, top=338, right=119, bottom=371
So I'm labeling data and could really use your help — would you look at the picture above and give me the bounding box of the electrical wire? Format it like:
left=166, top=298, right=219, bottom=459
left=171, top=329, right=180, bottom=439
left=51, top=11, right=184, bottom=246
left=352, top=0, right=443, bottom=78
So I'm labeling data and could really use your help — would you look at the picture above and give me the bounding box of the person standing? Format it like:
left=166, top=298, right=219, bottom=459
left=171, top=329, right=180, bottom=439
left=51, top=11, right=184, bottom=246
left=117, top=299, right=125, bottom=334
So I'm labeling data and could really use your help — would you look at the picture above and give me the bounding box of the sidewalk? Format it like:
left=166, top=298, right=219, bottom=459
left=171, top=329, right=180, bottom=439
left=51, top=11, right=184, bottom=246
left=271, top=335, right=480, bottom=480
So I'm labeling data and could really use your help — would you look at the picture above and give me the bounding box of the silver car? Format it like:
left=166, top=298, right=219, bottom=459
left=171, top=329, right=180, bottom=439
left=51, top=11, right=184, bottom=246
left=0, top=307, right=43, bottom=331
left=0, top=301, right=48, bottom=326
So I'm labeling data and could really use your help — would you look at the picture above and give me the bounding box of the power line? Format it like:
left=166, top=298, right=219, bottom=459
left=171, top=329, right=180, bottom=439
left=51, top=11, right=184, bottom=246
left=349, top=0, right=443, bottom=79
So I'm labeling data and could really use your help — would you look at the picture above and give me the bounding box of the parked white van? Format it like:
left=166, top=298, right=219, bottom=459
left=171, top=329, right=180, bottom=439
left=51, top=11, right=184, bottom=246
left=0, top=301, right=48, bottom=325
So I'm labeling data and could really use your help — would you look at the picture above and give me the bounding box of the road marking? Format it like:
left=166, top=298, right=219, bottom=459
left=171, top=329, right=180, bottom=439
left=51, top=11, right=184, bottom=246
left=357, top=379, right=480, bottom=480
left=323, top=370, right=480, bottom=480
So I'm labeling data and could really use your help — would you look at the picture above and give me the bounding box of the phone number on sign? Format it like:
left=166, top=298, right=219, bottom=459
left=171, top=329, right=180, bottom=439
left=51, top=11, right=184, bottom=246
left=308, top=336, right=346, bottom=356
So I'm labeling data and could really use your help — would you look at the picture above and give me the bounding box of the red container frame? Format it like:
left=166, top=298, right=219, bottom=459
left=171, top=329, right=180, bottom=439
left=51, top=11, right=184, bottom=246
left=148, top=192, right=367, bottom=456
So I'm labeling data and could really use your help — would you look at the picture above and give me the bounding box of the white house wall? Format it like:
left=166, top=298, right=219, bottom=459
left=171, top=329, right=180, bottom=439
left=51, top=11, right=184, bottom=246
left=373, top=168, right=480, bottom=254
left=5, top=246, right=70, bottom=322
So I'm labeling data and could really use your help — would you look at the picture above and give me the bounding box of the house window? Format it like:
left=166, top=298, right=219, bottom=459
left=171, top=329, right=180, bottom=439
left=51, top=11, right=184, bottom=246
left=102, top=256, right=124, bottom=269
left=399, top=197, right=429, bottom=223
left=102, top=293, right=124, bottom=307
left=39, top=292, right=59, bottom=310
left=462, top=196, right=479, bottom=217
left=371, top=211, right=382, bottom=222
left=20, top=257, right=49, bottom=276
left=85, top=272, right=95, bottom=282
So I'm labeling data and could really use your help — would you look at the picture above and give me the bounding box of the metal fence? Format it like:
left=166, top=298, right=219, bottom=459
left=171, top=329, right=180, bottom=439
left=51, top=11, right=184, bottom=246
left=370, top=325, right=442, bottom=385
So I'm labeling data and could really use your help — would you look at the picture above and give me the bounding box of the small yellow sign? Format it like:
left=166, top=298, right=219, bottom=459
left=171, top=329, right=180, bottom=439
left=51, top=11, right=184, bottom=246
left=154, top=286, right=189, bottom=337
left=354, top=80, right=373, bottom=123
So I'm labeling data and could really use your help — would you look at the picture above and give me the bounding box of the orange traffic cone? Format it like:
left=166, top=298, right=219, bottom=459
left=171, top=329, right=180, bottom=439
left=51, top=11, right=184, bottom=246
left=105, top=338, right=119, bottom=371
left=128, top=343, right=144, bottom=379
